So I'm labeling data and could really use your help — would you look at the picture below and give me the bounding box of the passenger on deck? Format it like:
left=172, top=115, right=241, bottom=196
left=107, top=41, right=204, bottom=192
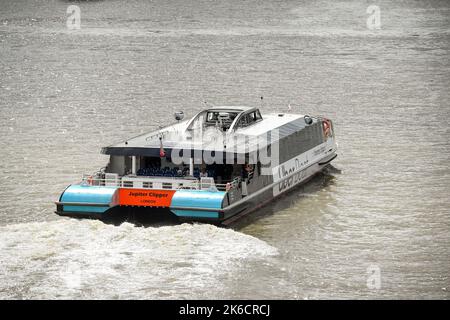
left=200, top=168, right=208, bottom=178
left=243, top=164, right=254, bottom=183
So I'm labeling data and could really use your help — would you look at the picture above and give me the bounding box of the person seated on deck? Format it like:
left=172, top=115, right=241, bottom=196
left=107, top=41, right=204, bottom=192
left=243, top=164, right=254, bottom=183
left=200, top=168, right=208, bottom=178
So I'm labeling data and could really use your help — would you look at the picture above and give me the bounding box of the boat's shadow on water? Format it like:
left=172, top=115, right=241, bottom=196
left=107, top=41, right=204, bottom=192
left=92, top=165, right=340, bottom=228
left=228, top=166, right=339, bottom=230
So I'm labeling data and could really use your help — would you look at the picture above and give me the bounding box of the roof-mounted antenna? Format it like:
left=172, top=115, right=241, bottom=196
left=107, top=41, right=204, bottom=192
left=260, top=96, right=264, bottom=109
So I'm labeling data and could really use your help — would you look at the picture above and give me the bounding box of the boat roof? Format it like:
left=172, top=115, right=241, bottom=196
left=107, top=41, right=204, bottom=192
left=102, top=106, right=319, bottom=157
left=206, top=106, right=255, bottom=112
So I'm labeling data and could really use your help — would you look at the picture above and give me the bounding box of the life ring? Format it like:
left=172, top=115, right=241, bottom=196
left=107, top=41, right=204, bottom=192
left=323, top=119, right=331, bottom=138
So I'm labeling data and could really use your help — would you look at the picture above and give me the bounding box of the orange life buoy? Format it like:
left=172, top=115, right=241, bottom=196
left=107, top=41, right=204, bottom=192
left=323, top=119, right=331, bottom=138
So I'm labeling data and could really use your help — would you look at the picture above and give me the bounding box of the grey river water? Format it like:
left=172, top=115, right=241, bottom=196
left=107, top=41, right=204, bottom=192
left=0, top=0, right=449, bottom=299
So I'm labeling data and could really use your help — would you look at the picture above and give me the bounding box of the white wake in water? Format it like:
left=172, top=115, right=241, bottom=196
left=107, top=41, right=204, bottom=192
left=0, top=219, right=278, bottom=299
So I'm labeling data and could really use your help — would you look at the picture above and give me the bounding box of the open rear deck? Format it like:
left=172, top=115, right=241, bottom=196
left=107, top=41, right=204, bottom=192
left=55, top=174, right=244, bottom=222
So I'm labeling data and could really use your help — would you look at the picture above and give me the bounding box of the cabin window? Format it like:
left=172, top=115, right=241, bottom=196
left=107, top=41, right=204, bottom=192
left=238, top=114, right=250, bottom=127
left=278, top=121, right=325, bottom=163
left=206, top=112, right=238, bottom=123
left=237, top=111, right=262, bottom=128
left=162, top=182, right=172, bottom=189
left=207, top=112, right=219, bottom=123
left=205, top=111, right=238, bottom=130
left=253, top=110, right=263, bottom=121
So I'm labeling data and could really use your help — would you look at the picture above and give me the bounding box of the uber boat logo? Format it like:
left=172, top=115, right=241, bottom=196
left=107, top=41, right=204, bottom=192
left=276, top=165, right=307, bottom=195
left=272, top=142, right=330, bottom=197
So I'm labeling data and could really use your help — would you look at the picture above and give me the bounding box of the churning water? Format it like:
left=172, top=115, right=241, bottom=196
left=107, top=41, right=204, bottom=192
left=0, top=0, right=449, bottom=299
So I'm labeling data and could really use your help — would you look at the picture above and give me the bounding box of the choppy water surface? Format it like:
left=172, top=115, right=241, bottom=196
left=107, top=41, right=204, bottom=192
left=0, top=0, right=449, bottom=299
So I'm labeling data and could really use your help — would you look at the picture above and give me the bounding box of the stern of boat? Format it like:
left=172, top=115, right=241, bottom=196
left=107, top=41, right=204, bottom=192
left=55, top=176, right=237, bottom=222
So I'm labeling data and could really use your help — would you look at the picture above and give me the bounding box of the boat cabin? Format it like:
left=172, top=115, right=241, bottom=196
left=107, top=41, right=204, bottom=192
left=56, top=104, right=337, bottom=223
left=96, top=107, right=268, bottom=193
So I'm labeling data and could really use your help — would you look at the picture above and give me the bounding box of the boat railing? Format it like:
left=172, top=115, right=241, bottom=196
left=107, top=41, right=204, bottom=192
left=80, top=174, right=230, bottom=191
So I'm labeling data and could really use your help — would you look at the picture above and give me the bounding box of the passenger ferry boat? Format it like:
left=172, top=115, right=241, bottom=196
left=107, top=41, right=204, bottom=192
left=55, top=106, right=337, bottom=224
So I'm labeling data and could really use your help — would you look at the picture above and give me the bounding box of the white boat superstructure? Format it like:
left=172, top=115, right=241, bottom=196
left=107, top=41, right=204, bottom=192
left=56, top=105, right=337, bottom=223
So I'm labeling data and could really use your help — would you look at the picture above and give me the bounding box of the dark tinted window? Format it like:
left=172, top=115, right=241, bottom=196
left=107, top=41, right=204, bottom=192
left=279, top=121, right=325, bottom=163
left=237, top=111, right=262, bottom=128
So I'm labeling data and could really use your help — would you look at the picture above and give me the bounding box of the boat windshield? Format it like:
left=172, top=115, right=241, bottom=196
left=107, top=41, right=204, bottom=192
left=205, top=111, right=238, bottom=129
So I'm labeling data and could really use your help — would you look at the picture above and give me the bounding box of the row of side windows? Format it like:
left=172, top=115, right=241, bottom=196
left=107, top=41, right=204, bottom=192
left=278, top=122, right=324, bottom=164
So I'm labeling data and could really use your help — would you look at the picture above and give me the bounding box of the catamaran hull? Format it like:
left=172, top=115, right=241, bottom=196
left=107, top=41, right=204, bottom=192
left=220, top=154, right=336, bottom=224
left=55, top=152, right=336, bottom=224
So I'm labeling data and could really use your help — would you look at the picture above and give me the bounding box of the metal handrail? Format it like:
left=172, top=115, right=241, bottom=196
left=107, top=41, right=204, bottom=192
left=80, top=174, right=230, bottom=191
